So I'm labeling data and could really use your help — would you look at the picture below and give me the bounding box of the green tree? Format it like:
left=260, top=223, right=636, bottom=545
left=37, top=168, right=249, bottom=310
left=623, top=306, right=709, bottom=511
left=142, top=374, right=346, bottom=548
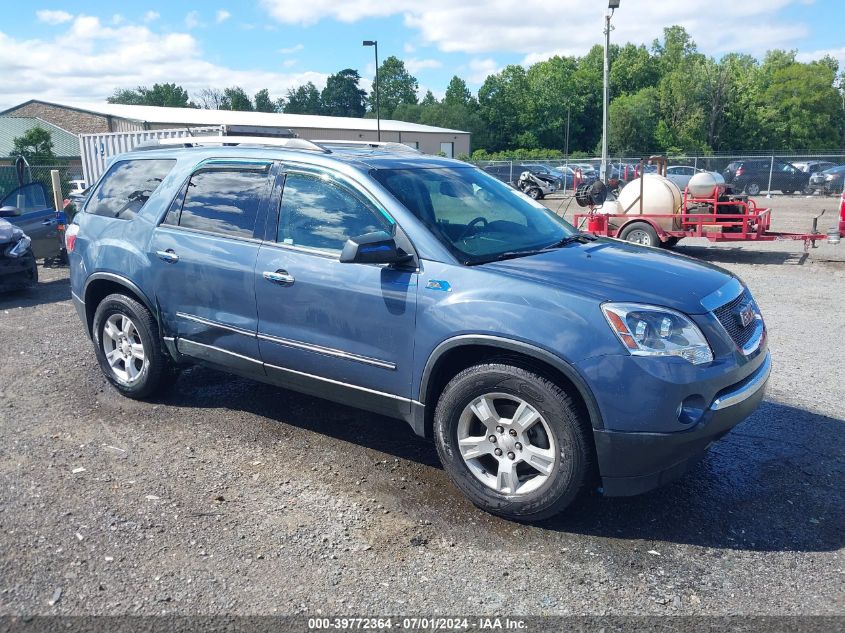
left=108, top=83, right=193, bottom=107
left=763, top=61, right=843, bottom=150
left=443, top=76, right=472, bottom=107
left=420, top=90, right=439, bottom=107
left=321, top=69, right=367, bottom=117
left=284, top=82, right=322, bottom=114
left=478, top=65, right=530, bottom=151
left=253, top=89, right=277, bottom=113
left=10, top=127, right=55, bottom=163
left=371, top=56, right=418, bottom=118
left=610, top=44, right=658, bottom=97
left=609, top=87, right=659, bottom=154
left=221, top=86, right=254, bottom=111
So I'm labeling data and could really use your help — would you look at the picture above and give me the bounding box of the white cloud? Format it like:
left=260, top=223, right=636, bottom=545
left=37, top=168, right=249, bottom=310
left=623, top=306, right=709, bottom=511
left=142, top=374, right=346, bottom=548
left=405, top=58, right=442, bottom=74
left=0, top=15, right=328, bottom=109
left=467, top=58, right=500, bottom=84
left=278, top=43, right=304, bottom=54
left=260, top=0, right=810, bottom=58
left=36, top=10, right=73, bottom=25
left=185, top=11, right=201, bottom=29
left=112, top=14, right=125, bottom=26
left=216, top=10, right=232, bottom=24
left=143, top=11, right=160, bottom=23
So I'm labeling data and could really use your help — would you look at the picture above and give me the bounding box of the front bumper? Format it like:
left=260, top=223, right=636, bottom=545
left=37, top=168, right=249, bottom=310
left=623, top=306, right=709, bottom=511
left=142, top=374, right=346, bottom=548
left=0, top=252, right=37, bottom=292
left=593, top=351, right=771, bottom=496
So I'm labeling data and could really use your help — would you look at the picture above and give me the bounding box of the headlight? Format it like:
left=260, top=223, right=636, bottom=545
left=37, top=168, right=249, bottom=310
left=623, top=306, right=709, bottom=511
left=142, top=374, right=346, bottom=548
left=601, top=303, right=713, bottom=365
left=6, top=235, right=31, bottom=258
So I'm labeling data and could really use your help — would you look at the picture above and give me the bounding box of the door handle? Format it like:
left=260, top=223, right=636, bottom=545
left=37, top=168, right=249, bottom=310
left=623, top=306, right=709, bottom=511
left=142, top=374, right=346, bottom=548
left=156, top=249, right=179, bottom=263
left=42, top=219, right=56, bottom=225
left=263, top=270, right=295, bottom=285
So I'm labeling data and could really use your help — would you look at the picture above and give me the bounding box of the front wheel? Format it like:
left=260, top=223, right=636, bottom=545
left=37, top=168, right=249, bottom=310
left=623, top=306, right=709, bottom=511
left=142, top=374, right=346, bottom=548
left=619, top=222, right=660, bottom=247
left=434, top=363, right=593, bottom=521
left=92, top=293, right=169, bottom=399
left=526, top=187, right=542, bottom=200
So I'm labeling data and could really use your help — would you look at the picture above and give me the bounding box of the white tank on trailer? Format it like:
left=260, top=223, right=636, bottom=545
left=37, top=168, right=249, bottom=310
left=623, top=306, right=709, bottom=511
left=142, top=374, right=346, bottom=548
left=615, top=175, right=683, bottom=230
left=687, top=171, right=726, bottom=198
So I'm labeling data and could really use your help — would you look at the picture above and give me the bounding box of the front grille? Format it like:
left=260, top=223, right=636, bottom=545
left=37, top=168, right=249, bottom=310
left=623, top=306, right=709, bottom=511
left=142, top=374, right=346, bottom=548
left=712, top=289, right=758, bottom=349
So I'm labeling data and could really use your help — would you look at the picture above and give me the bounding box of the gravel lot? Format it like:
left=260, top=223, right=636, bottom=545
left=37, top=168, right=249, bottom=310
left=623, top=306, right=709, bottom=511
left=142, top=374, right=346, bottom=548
left=0, top=195, right=842, bottom=617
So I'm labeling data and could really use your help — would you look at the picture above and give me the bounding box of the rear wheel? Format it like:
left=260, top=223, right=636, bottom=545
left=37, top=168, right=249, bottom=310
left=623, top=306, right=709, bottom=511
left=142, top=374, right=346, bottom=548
left=745, top=181, right=761, bottom=196
left=434, top=363, right=592, bottom=521
left=92, top=293, right=168, bottom=399
left=526, top=187, right=542, bottom=200
left=619, top=222, right=660, bottom=247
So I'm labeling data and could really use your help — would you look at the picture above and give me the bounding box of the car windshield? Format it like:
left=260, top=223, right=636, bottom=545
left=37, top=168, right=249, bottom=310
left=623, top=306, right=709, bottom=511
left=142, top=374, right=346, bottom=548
left=372, top=166, right=577, bottom=265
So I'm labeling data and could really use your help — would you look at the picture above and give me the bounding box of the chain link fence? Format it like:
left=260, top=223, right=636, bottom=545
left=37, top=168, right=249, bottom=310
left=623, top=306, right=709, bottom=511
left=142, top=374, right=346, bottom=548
left=471, top=152, right=845, bottom=197
left=0, top=162, right=80, bottom=206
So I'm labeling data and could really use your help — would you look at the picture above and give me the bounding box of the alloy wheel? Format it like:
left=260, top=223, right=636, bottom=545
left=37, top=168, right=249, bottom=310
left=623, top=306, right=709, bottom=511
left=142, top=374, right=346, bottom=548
left=456, top=393, right=558, bottom=495
left=101, top=313, right=146, bottom=383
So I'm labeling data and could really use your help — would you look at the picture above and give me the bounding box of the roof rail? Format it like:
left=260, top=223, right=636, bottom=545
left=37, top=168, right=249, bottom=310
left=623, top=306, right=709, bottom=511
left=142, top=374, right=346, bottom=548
left=317, top=140, right=422, bottom=154
left=151, top=136, right=329, bottom=153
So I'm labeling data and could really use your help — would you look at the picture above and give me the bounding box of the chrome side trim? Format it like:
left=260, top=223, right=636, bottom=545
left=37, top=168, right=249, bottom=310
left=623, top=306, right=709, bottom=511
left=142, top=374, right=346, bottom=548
left=177, top=338, right=263, bottom=367
left=264, top=360, right=412, bottom=402
left=257, top=332, right=396, bottom=370
left=176, top=312, right=256, bottom=338
left=700, top=277, right=744, bottom=312
left=711, top=352, right=771, bottom=411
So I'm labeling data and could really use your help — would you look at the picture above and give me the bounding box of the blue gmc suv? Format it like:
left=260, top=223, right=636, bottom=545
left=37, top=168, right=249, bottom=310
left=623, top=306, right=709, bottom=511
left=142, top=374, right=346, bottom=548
left=67, top=138, right=770, bottom=521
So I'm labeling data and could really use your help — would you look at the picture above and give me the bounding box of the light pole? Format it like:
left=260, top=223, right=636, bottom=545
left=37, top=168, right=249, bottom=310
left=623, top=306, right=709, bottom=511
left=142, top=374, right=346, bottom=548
left=564, top=102, right=571, bottom=159
left=600, top=0, right=619, bottom=183
left=363, top=40, right=380, bottom=141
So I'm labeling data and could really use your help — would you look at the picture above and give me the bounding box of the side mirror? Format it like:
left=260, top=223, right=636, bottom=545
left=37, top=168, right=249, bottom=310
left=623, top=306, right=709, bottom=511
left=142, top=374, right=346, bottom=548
left=0, top=206, right=21, bottom=218
left=339, top=230, right=414, bottom=265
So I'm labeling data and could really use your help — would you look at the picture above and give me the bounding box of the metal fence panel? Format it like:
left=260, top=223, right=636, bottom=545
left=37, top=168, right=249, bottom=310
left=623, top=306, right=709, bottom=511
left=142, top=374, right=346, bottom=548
left=79, top=126, right=222, bottom=185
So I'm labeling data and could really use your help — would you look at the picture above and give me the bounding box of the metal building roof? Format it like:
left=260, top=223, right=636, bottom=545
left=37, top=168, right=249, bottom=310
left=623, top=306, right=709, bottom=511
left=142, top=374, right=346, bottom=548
left=0, top=117, right=79, bottom=158
left=1, top=100, right=469, bottom=135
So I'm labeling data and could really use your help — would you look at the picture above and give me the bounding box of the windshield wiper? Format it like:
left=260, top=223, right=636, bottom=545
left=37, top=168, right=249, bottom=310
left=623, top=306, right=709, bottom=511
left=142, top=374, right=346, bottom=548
left=544, top=232, right=598, bottom=248
left=468, top=233, right=598, bottom=265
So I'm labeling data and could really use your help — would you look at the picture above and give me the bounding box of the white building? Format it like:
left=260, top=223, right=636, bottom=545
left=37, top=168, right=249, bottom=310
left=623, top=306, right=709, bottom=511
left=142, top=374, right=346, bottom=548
left=1, top=100, right=470, bottom=158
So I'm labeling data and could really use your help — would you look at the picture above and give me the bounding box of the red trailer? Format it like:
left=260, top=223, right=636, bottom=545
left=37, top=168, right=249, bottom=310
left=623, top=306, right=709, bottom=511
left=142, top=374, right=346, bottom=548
left=574, top=186, right=843, bottom=251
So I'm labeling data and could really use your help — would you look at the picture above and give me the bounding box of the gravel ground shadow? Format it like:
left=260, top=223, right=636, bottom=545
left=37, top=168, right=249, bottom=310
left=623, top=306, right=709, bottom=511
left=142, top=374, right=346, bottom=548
left=673, top=245, right=810, bottom=265
left=0, top=276, right=70, bottom=309
left=158, top=367, right=843, bottom=554
left=545, top=401, right=844, bottom=553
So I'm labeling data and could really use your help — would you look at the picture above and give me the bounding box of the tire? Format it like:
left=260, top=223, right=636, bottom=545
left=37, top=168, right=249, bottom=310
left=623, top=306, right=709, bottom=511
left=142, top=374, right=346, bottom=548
left=92, top=293, right=168, bottom=399
left=744, top=181, right=761, bottom=196
left=662, top=236, right=680, bottom=249
left=433, top=363, right=593, bottom=521
left=619, top=222, right=659, bottom=247
left=527, top=187, right=542, bottom=200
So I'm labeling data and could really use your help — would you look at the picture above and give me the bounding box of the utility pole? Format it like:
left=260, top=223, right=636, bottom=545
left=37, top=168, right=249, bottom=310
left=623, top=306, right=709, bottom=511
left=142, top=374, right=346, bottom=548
left=601, top=1, right=619, bottom=183
left=565, top=102, right=571, bottom=159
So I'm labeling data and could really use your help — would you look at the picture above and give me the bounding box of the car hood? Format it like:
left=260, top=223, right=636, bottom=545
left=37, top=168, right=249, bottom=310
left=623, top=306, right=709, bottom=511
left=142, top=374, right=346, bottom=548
left=482, top=239, right=735, bottom=314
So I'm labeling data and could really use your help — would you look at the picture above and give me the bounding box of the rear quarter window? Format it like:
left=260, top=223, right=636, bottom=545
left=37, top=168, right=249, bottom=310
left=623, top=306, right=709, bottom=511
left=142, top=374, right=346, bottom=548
left=86, top=159, right=175, bottom=220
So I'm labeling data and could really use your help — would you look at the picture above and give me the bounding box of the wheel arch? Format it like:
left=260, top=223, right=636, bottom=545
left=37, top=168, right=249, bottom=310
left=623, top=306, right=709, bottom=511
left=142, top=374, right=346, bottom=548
left=419, top=335, right=605, bottom=438
left=82, top=273, right=157, bottom=337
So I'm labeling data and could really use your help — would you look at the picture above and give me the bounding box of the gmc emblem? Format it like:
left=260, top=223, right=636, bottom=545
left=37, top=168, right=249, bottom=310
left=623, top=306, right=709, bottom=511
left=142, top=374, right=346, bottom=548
left=738, top=303, right=755, bottom=328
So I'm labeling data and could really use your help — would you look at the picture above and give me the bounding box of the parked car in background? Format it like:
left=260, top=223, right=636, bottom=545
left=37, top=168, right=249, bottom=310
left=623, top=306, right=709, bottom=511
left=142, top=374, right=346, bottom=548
left=792, top=160, right=838, bottom=176
left=665, top=165, right=703, bottom=190
left=808, top=165, right=845, bottom=195
left=67, top=137, right=770, bottom=521
left=570, top=163, right=598, bottom=183
left=0, top=218, right=37, bottom=292
left=522, top=164, right=572, bottom=190
left=0, top=182, right=61, bottom=259
left=722, top=159, right=809, bottom=195
left=68, top=179, right=88, bottom=196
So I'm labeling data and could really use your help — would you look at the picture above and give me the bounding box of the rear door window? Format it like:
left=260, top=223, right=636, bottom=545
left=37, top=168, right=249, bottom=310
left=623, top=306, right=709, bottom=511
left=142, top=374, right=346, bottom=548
left=86, top=159, right=175, bottom=220
left=177, top=166, right=270, bottom=238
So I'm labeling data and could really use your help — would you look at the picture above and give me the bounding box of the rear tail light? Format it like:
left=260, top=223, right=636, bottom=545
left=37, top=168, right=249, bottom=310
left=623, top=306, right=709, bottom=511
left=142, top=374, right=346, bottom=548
left=735, top=167, right=745, bottom=177
left=65, top=223, right=79, bottom=253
